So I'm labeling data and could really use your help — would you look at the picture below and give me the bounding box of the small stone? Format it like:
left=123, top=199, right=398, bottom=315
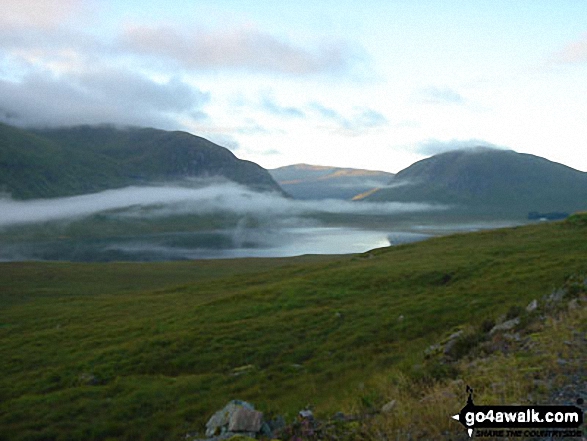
left=424, top=343, right=441, bottom=356
left=526, top=299, right=538, bottom=312
left=447, top=330, right=464, bottom=341
left=381, top=399, right=397, bottom=413
left=490, top=318, right=520, bottom=335
left=298, top=409, right=314, bottom=420
left=78, top=373, right=98, bottom=385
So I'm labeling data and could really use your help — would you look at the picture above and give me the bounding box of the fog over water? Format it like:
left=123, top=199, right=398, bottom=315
left=0, top=181, right=517, bottom=261
left=0, top=182, right=445, bottom=227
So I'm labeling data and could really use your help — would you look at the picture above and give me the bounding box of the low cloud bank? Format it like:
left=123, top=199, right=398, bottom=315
left=0, top=181, right=447, bottom=227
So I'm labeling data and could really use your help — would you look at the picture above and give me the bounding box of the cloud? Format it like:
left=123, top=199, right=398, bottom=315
left=261, top=96, right=305, bottom=118
left=0, top=0, right=82, bottom=29
left=417, top=86, right=465, bottom=105
left=415, top=139, right=508, bottom=155
left=551, top=33, right=587, bottom=64
left=351, top=109, right=387, bottom=129
left=309, top=102, right=342, bottom=119
left=0, top=182, right=446, bottom=228
left=204, top=134, right=240, bottom=151
left=309, top=102, right=388, bottom=134
left=119, top=25, right=352, bottom=75
left=0, top=68, right=210, bottom=128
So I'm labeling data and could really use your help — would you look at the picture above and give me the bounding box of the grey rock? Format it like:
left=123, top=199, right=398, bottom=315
left=443, top=338, right=460, bottom=357
left=267, top=415, right=286, bottom=433
left=548, top=288, right=566, bottom=303
left=490, top=318, right=520, bottom=335
left=205, top=400, right=256, bottom=438
left=503, top=332, right=521, bottom=342
left=526, top=299, right=538, bottom=312
left=447, top=330, right=464, bottom=341
left=443, top=330, right=465, bottom=356
left=424, top=343, right=441, bottom=356
left=299, top=409, right=314, bottom=420
left=228, top=407, right=263, bottom=433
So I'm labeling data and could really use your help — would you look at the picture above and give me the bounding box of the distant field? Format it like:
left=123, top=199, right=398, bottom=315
left=1, top=215, right=587, bottom=440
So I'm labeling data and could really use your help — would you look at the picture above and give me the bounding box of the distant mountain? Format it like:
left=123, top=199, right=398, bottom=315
left=363, top=147, right=587, bottom=217
left=269, top=163, right=393, bottom=200
left=0, top=123, right=283, bottom=199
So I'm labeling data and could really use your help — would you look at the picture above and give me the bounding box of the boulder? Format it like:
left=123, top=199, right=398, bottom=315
left=228, top=408, right=263, bottom=433
left=205, top=400, right=261, bottom=438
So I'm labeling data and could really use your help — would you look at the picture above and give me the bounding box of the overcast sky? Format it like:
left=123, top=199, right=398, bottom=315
left=1, top=1, right=586, bottom=172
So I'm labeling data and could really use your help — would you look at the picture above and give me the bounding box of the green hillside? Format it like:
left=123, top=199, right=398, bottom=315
left=364, top=148, right=587, bottom=218
left=0, top=123, right=283, bottom=199
left=0, top=123, right=126, bottom=199
left=1, top=215, right=587, bottom=440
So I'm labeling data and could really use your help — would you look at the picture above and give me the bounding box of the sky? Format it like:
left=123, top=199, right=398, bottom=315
left=1, top=0, right=586, bottom=173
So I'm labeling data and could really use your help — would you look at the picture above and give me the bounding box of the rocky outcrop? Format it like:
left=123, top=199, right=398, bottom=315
left=204, top=400, right=264, bottom=439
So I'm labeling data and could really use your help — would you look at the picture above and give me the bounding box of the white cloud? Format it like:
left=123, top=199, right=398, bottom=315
left=0, top=68, right=209, bottom=128
left=551, top=33, right=587, bottom=64
left=416, top=86, right=465, bottom=105
left=0, top=0, right=82, bottom=29
left=415, top=139, right=508, bottom=155
left=119, top=24, right=353, bottom=75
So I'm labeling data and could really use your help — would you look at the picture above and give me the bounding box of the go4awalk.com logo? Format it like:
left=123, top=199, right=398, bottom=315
left=451, top=386, right=584, bottom=438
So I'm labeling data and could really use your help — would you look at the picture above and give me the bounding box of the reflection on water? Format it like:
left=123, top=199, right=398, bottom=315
left=2, top=220, right=524, bottom=262
left=0, top=227, right=433, bottom=262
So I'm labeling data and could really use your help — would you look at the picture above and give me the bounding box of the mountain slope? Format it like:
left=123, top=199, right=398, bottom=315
left=0, top=123, right=128, bottom=199
left=0, top=123, right=283, bottom=199
left=269, top=163, right=393, bottom=199
left=364, top=148, right=587, bottom=217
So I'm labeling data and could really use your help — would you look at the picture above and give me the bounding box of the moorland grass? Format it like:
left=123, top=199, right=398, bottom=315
left=1, top=216, right=587, bottom=440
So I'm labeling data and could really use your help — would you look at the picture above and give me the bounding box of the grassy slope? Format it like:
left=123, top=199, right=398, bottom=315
left=366, top=149, right=587, bottom=217
left=0, top=123, right=282, bottom=200
left=0, top=123, right=125, bottom=199
left=1, top=216, right=587, bottom=440
left=33, top=126, right=282, bottom=194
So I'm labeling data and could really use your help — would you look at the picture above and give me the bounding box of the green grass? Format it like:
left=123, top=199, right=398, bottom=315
left=1, top=216, right=587, bottom=440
